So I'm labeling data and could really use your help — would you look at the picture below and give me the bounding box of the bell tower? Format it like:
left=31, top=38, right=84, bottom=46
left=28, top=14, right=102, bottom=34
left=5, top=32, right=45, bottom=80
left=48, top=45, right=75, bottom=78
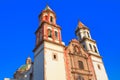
left=33, top=5, right=66, bottom=80
left=75, top=21, right=99, bottom=55
left=75, top=21, right=108, bottom=80
left=35, top=5, right=62, bottom=47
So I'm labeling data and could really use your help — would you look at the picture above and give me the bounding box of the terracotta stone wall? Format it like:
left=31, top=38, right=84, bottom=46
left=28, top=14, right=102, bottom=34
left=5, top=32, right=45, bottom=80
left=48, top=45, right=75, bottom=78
left=65, top=39, right=95, bottom=80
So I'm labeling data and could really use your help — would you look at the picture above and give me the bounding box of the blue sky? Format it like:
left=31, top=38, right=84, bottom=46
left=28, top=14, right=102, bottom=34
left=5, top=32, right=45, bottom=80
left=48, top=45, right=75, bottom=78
left=0, top=0, right=120, bottom=80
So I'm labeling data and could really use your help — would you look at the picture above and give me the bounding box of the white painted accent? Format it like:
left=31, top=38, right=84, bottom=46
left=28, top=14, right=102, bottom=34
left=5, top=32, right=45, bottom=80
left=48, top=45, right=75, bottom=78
left=55, top=40, right=60, bottom=43
left=44, top=41, right=66, bottom=80
left=62, top=42, right=65, bottom=45
left=43, top=13, right=48, bottom=16
left=54, top=28, right=58, bottom=32
left=33, top=41, right=66, bottom=80
left=47, top=26, right=52, bottom=30
left=48, top=37, right=53, bottom=41
left=91, top=56, right=108, bottom=80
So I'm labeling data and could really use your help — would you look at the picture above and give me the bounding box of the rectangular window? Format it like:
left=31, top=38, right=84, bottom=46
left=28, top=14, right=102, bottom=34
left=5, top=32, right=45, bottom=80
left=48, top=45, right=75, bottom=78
left=52, top=53, right=58, bottom=61
left=78, top=61, right=84, bottom=69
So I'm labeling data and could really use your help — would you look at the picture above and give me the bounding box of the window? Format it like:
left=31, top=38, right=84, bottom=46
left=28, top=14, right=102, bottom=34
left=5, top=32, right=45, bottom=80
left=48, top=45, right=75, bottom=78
left=78, top=75, right=84, bottom=80
left=87, top=32, right=90, bottom=38
left=78, top=61, right=84, bottom=69
left=98, top=64, right=101, bottom=70
left=52, top=53, right=58, bottom=60
left=48, top=29, right=52, bottom=38
left=93, top=45, right=97, bottom=53
left=53, top=54, right=56, bottom=59
left=89, top=44, right=92, bottom=50
left=83, top=45, right=85, bottom=49
left=55, top=31, right=58, bottom=39
left=50, top=16, right=53, bottom=22
left=78, top=33, right=81, bottom=40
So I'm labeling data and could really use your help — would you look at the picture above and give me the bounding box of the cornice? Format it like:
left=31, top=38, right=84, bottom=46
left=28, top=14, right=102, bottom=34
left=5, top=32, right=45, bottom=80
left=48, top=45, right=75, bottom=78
left=35, top=21, right=61, bottom=34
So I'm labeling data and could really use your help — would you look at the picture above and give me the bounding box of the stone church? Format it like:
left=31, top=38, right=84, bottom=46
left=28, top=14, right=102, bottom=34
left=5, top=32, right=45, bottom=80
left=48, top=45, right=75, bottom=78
left=4, top=5, right=108, bottom=80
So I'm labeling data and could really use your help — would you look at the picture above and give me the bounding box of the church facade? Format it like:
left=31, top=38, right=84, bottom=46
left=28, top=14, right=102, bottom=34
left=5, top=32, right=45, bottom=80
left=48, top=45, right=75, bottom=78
left=4, top=5, right=108, bottom=80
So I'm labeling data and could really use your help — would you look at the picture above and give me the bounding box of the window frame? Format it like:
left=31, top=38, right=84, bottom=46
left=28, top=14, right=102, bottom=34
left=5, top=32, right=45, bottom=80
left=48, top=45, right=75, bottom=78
left=47, top=29, right=52, bottom=38
left=89, top=44, right=92, bottom=50
left=87, top=32, right=90, bottom=38
left=55, top=31, right=58, bottom=39
left=97, top=64, right=101, bottom=70
left=93, top=45, right=98, bottom=53
left=50, top=16, right=53, bottom=23
left=52, top=53, right=58, bottom=61
left=78, top=61, right=84, bottom=70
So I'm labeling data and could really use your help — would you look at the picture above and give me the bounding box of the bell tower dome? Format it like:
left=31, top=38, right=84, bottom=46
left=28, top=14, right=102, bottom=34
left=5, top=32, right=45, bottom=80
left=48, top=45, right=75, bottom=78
left=39, top=5, right=56, bottom=25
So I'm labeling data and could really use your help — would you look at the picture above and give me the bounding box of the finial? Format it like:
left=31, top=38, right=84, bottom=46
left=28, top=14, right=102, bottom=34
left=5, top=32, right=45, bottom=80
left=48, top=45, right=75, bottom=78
left=44, top=4, right=53, bottom=11
left=26, top=55, right=32, bottom=64
left=26, top=54, right=31, bottom=62
left=78, top=20, right=84, bottom=28
left=77, top=19, right=89, bottom=29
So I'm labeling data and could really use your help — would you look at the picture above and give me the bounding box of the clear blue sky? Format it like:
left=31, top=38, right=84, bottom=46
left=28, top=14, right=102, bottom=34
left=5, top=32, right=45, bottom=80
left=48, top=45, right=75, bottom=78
left=0, top=0, right=120, bottom=80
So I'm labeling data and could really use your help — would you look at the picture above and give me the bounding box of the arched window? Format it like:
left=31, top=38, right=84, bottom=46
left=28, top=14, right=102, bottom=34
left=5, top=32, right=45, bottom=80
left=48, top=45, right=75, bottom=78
left=50, top=16, right=53, bottom=23
left=48, top=29, right=52, bottom=38
left=78, top=61, right=84, bottom=69
left=87, top=32, right=90, bottom=38
left=93, top=45, right=97, bottom=53
left=55, top=31, right=58, bottom=39
left=89, top=44, right=92, bottom=50
left=97, top=64, right=101, bottom=70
